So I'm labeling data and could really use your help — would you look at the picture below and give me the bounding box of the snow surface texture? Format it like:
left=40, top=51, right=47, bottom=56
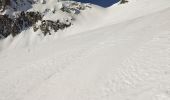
left=0, top=0, right=170, bottom=100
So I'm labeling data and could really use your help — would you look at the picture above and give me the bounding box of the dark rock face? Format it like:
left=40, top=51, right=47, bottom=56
left=0, top=11, right=42, bottom=39
left=0, top=0, right=10, bottom=11
left=0, top=15, right=13, bottom=38
left=12, top=11, right=42, bottom=36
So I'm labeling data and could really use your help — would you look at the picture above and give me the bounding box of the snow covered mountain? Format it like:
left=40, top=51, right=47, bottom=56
left=0, top=0, right=170, bottom=100
left=0, top=0, right=91, bottom=39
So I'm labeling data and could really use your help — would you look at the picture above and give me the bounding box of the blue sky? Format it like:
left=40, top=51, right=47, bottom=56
left=74, top=0, right=120, bottom=7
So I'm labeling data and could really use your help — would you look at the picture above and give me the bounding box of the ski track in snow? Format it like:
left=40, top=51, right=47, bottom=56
left=23, top=9, right=170, bottom=100
left=0, top=48, right=90, bottom=100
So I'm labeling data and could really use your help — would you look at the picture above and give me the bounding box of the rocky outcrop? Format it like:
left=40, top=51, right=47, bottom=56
left=61, top=1, right=91, bottom=14
left=0, top=0, right=91, bottom=39
left=35, top=19, right=72, bottom=35
left=0, top=11, right=73, bottom=39
left=12, top=11, right=42, bottom=36
left=120, top=0, right=128, bottom=4
left=0, top=11, right=42, bottom=39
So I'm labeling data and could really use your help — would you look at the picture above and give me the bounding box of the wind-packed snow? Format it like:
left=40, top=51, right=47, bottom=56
left=0, top=0, right=170, bottom=100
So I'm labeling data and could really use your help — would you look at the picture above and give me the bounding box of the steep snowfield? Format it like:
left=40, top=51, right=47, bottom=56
left=0, top=0, right=170, bottom=100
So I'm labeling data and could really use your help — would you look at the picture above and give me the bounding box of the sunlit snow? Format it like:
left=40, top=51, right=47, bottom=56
left=0, top=0, right=170, bottom=100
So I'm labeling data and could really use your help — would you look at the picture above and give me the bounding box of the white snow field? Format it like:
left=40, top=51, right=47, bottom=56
left=1, top=0, right=170, bottom=100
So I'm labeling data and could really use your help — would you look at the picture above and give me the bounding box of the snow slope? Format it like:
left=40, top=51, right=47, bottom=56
left=0, top=0, right=170, bottom=100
